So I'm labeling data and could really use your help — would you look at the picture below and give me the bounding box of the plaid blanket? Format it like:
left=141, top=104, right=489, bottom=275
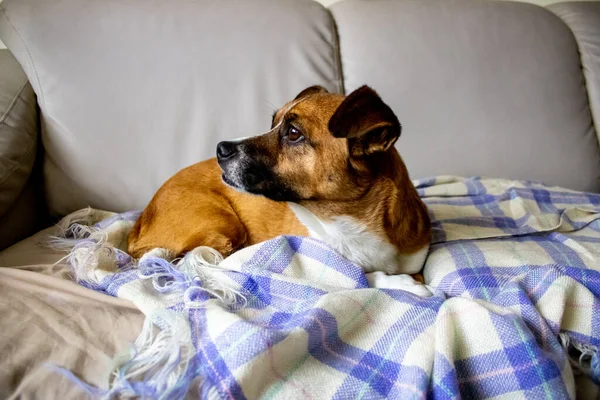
left=52, top=176, right=600, bottom=399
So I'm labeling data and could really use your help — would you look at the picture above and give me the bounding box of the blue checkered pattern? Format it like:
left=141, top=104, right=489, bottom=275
left=60, top=176, right=600, bottom=399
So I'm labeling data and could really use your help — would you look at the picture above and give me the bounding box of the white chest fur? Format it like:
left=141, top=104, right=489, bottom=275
left=288, top=203, right=428, bottom=275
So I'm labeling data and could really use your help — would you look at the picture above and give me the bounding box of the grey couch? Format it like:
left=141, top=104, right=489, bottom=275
left=0, top=0, right=599, bottom=397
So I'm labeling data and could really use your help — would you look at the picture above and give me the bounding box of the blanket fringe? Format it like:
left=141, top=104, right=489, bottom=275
left=49, top=224, right=124, bottom=285
left=137, top=247, right=247, bottom=308
left=559, top=332, right=600, bottom=384
left=105, top=311, right=195, bottom=399
left=45, top=208, right=130, bottom=284
left=45, top=207, right=99, bottom=250
left=179, top=247, right=247, bottom=308
left=47, top=209, right=247, bottom=398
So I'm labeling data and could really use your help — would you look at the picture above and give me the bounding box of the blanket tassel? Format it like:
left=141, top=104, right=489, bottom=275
left=559, top=332, right=600, bottom=384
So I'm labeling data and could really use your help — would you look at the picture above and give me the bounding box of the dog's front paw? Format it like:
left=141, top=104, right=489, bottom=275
left=139, top=247, right=176, bottom=263
left=366, top=272, right=434, bottom=297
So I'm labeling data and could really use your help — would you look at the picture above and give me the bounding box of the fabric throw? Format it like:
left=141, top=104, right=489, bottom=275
left=50, top=176, right=600, bottom=399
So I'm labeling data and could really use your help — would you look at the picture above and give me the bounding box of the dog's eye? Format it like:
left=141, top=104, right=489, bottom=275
left=286, top=127, right=304, bottom=143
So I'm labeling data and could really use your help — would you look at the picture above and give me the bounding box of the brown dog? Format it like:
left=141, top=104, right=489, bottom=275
left=128, top=85, right=431, bottom=276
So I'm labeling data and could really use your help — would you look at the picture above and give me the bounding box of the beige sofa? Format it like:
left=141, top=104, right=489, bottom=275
left=0, top=0, right=599, bottom=397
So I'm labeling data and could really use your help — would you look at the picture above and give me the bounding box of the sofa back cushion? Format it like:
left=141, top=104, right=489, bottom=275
left=550, top=2, right=600, bottom=148
left=1, top=0, right=599, bottom=217
left=0, top=0, right=342, bottom=215
left=331, top=0, right=600, bottom=192
left=0, top=50, right=38, bottom=221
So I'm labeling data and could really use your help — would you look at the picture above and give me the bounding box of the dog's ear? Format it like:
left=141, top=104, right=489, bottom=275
left=294, top=85, right=329, bottom=100
left=328, top=85, right=401, bottom=158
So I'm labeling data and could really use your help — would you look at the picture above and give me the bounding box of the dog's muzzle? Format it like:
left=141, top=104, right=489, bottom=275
left=216, top=139, right=299, bottom=201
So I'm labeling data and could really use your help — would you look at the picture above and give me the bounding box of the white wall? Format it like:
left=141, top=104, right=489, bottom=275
left=0, top=0, right=598, bottom=49
left=323, top=0, right=596, bottom=5
left=317, top=0, right=597, bottom=6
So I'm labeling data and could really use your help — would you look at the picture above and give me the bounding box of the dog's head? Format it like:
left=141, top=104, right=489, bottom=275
left=217, top=85, right=402, bottom=202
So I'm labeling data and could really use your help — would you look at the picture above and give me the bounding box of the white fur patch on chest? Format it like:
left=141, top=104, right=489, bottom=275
left=288, top=203, right=428, bottom=275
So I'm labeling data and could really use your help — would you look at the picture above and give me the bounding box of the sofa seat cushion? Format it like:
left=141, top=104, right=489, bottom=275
left=0, top=227, right=144, bottom=399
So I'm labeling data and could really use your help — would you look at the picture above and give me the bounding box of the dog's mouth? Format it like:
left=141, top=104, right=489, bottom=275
left=221, top=173, right=243, bottom=190
left=221, top=165, right=300, bottom=202
left=221, top=167, right=268, bottom=195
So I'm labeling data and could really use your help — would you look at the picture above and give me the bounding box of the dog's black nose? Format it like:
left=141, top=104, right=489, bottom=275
left=217, top=141, right=238, bottom=161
